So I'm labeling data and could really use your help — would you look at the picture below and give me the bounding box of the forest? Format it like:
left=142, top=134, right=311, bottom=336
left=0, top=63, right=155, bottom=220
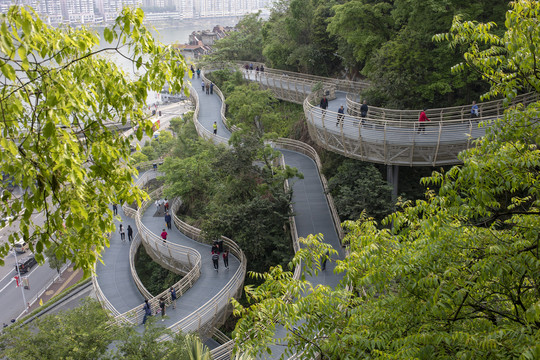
left=209, top=0, right=510, bottom=109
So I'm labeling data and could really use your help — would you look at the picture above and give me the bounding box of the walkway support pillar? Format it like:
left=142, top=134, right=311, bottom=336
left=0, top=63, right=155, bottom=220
left=387, top=165, right=399, bottom=200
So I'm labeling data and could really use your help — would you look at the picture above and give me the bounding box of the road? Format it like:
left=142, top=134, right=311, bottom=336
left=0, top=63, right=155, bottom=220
left=0, top=100, right=190, bottom=325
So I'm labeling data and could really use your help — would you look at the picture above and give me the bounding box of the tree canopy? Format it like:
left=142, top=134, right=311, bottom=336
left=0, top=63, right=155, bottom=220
left=0, top=6, right=186, bottom=273
left=232, top=1, right=540, bottom=358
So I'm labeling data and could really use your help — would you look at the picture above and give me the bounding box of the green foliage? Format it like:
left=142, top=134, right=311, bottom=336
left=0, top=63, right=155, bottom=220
left=328, top=160, right=393, bottom=222
left=0, top=6, right=187, bottom=273
left=232, top=2, right=540, bottom=358
left=134, top=244, right=183, bottom=296
left=162, top=130, right=300, bottom=272
left=0, top=298, right=115, bottom=359
left=44, top=242, right=67, bottom=274
left=209, top=12, right=265, bottom=62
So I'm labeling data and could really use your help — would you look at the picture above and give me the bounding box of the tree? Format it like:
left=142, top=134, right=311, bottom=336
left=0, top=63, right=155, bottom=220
left=0, top=6, right=186, bottom=273
left=232, top=1, right=540, bottom=358
left=209, top=12, right=265, bottom=62
left=44, top=242, right=66, bottom=275
left=327, top=160, right=393, bottom=222
left=0, top=298, right=115, bottom=359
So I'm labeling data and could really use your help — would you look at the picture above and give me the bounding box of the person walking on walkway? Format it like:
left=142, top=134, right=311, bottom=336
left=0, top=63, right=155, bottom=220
left=190, top=65, right=195, bottom=78
left=161, top=229, right=168, bottom=244
left=418, top=109, right=430, bottom=133
left=119, top=224, right=125, bottom=242
left=212, top=251, right=219, bottom=271
left=142, top=299, right=152, bottom=324
left=320, top=95, right=328, bottom=116
left=360, top=99, right=369, bottom=124
left=213, top=121, right=217, bottom=135
left=336, top=105, right=345, bottom=126
left=223, top=250, right=229, bottom=270
left=205, top=82, right=210, bottom=94
left=164, top=198, right=169, bottom=211
left=112, top=203, right=118, bottom=215
left=321, top=250, right=330, bottom=270
left=170, top=287, right=177, bottom=309
left=127, top=225, right=133, bottom=242
left=471, top=101, right=479, bottom=118
left=201, top=80, right=205, bottom=92
left=210, top=82, right=214, bottom=94
left=165, top=212, right=172, bottom=230
left=196, top=68, right=200, bottom=78
left=159, top=298, right=166, bottom=321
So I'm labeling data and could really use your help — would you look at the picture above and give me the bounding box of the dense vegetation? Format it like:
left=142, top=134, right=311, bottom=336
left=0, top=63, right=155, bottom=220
left=209, top=0, right=511, bottom=109
left=0, top=299, right=212, bottom=359
left=159, top=118, right=300, bottom=273
left=232, top=1, right=540, bottom=358
left=135, top=245, right=183, bottom=295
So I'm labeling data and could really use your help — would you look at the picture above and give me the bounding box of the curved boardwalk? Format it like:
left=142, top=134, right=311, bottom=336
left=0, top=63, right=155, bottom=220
left=241, top=66, right=537, bottom=166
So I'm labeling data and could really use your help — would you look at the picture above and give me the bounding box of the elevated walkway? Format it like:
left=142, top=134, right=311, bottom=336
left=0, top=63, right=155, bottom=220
left=236, top=64, right=537, bottom=166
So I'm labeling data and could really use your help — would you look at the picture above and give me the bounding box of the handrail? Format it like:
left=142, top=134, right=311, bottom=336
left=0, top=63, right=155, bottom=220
left=346, top=91, right=538, bottom=123
left=187, top=82, right=230, bottom=145
left=231, top=62, right=539, bottom=166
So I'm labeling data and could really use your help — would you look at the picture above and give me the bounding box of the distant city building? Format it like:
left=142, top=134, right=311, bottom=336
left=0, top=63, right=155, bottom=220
left=0, top=0, right=271, bottom=24
left=174, top=25, right=233, bottom=59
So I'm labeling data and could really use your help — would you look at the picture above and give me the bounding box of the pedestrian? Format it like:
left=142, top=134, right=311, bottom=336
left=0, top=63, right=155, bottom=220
left=165, top=212, right=172, bottom=230
left=360, top=100, right=369, bottom=119
left=112, top=203, right=118, bottom=215
left=155, top=199, right=160, bottom=211
left=127, top=225, right=133, bottom=242
left=201, top=80, right=205, bottom=92
left=161, top=229, right=168, bottom=243
left=164, top=198, right=169, bottom=211
left=205, top=82, right=209, bottom=94
left=249, top=63, right=253, bottom=72
left=212, top=251, right=219, bottom=271
left=320, top=95, right=328, bottom=116
left=190, top=65, right=195, bottom=78
left=418, top=108, right=430, bottom=133
left=212, top=241, right=219, bottom=254
left=159, top=298, right=166, bottom=321
left=119, top=223, right=125, bottom=242
left=213, top=121, right=217, bottom=135
left=471, top=100, right=479, bottom=118
left=142, top=299, right=152, bottom=324
left=170, top=287, right=177, bottom=309
left=223, top=249, right=229, bottom=269
left=260, top=65, right=264, bottom=73
left=196, top=68, right=200, bottom=78
left=153, top=163, right=157, bottom=171
left=244, top=63, right=249, bottom=73
left=210, top=82, right=214, bottom=94
left=336, top=105, right=345, bottom=126
left=321, top=250, right=329, bottom=270
left=217, top=238, right=224, bottom=253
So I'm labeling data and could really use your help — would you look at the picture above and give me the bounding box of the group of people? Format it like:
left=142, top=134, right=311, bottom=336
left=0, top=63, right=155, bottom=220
left=320, top=96, right=369, bottom=127
left=113, top=203, right=134, bottom=243
left=321, top=95, right=481, bottom=132
left=244, top=63, right=264, bottom=77
left=142, top=286, right=177, bottom=324
left=201, top=80, right=214, bottom=95
left=190, top=65, right=201, bottom=79
left=211, top=239, right=229, bottom=272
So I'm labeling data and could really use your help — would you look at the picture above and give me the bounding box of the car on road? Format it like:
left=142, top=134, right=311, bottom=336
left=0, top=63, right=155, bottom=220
left=14, top=239, right=29, bottom=254
left=15, top=255, right=37, bottom=274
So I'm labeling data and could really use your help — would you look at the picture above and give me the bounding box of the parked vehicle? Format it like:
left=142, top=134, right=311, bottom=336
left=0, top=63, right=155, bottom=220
left=15, top=255, right=37, bottom=274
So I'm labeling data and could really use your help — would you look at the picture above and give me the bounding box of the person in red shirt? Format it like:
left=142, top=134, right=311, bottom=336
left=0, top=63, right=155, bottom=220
left=161, top=229, right=168, bottom=244
left=418, top=109, right=430, bottom=133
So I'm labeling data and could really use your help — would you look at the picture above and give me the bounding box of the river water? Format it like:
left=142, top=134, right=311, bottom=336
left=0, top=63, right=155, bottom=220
left=95, top=17, right=241, bottom=104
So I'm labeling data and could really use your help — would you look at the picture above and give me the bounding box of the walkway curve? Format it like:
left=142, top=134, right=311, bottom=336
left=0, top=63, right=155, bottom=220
left=231, top=62, right=538, bottom=166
